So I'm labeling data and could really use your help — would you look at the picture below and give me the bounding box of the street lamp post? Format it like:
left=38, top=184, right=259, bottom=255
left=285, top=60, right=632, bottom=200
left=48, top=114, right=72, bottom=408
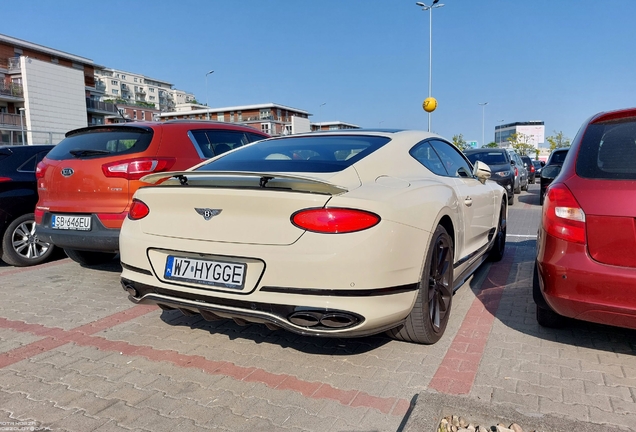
left=205, top=70, right=214, bottom=120
left=416, top=1, right=444, bottom=132
left=479, top=102, right=488, bottom=147
left=18, top=107, right=26, bottom=145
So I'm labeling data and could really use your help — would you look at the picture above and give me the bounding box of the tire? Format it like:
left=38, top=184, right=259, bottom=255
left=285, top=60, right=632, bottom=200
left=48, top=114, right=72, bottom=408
left=1, top=213, right=55, bottom=267
left=521, top=180, right=528, bottom=191
left=488, top=203, right=506, bottom=262
left=539, top=191, right=545, bottom=205
left=508, top=193, right=514, bottom=206
left=64, top=248, right=117, bottom=266
left=532, top=261, right=565, bottom=328
left=514, top=181, right=521, bottom=194
left=387, top=225, right=454, bottom=344
left=536, top=304, right=566, bottom=328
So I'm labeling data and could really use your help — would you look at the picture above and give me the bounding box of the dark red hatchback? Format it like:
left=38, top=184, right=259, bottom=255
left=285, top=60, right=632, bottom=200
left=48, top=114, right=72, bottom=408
left=534, top=107, right=636, bottom=330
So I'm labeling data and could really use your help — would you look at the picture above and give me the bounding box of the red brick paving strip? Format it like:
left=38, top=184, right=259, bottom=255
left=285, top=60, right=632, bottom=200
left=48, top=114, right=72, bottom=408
left=0, top=305, right=410, bottom=416
left=428, top=246, right=516, bottom=394
left=0, top=258, right=69, bottom=277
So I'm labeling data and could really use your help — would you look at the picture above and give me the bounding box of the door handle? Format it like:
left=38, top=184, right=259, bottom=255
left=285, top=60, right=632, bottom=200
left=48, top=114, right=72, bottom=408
left=464, top=197, right=473, bottom=207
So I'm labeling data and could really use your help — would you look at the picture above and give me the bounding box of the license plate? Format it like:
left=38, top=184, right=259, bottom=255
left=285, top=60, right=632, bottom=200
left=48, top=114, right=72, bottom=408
left=51, top=215, right=92, bottom=231
left=164, top=256, right=246, bottom=290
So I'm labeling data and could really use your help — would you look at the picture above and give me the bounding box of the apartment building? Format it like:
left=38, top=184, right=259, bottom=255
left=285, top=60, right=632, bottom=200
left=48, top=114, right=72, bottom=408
left=495, top=121, right=545, bottom=149
left=96, top=67, right=195, bottom=114
left=0, top=33, right=119, bottom=145
left=159, top=102, right=312, bottom=136
left=311, top=121, right=360, bottom=131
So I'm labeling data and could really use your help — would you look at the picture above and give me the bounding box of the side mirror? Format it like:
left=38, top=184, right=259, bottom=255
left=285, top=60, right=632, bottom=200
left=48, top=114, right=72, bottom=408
left=510, top=160, right=516, bottom=166
left=541, top=161, right=545, bottom=167
left=473, top=161, right=491, bottom=184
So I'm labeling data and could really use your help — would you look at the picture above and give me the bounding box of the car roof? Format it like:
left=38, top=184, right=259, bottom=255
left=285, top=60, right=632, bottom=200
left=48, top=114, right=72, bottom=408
left=464, top=148, right=506, bottom=153
left=65, top=121, right=269, bottom=138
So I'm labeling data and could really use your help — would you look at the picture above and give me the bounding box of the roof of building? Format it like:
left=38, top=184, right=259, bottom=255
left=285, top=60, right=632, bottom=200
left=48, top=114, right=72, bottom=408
left=159, top=102, right=310, bottom=117
left=0, top=33, right=93, bottom=65
left=312, top=121, right=360, bottom=128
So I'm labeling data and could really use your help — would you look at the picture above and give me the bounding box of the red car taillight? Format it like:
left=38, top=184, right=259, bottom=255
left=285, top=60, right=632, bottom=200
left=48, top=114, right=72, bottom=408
left=530, top=165, right=535, bottom=173
left=0, top=177, right=11, bottom=182
left=514, top=167, right=519, bottom=177
left=35, top=161, right=48, bottom=179
left=128, top=199, right=150, bottom=220
left=542, top=183, right=586, bottom=244
left=291, top=208, right=380, bottom=233
left=102, top=157, right=176, bottom=181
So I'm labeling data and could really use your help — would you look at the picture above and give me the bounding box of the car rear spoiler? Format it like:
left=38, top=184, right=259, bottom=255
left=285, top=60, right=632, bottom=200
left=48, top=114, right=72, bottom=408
left=140, top=171, right=348, bottom=196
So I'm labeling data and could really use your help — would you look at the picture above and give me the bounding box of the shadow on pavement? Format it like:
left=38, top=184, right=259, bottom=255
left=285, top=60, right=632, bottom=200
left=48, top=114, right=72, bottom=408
left=158, top=308, right=392, bottom=355
left=517, top=188, right=540, bottom=206
left=469, top=239, right=636, bottom=356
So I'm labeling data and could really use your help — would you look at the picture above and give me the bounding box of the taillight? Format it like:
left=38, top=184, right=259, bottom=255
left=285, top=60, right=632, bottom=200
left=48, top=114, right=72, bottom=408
left=128, top=199, right=150, bottom=220
left=530, top=165, right=535, bottom=173
left=291, top=208, right=380, bottom=233
left=34, top=208, right=45, bottom=224
left=36, top=161, right=48, bottom=179
left=514, top=167, right=518, bottom=176
left=102, top=157, right=176, bottom=180
left=542, top=183, right=586, bottom=244
left=0, top=177, right=11, bottom=182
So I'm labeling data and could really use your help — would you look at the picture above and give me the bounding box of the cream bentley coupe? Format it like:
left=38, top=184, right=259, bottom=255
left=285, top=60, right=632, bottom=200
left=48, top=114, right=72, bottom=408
left=119, top=130, right=507, bottom=344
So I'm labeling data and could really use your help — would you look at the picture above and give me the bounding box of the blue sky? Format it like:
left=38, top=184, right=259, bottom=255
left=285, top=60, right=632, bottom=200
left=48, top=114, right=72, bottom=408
left=6, top=1, right=636, bottom=145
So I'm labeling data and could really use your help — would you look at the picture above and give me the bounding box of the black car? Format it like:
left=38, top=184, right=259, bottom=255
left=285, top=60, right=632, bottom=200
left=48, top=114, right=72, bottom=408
left=532, top=160, right=544, bottom=177
left=464, top=148, right=514, bottom=205
left=539, top=148, right=570, bottom=205
left=0, top=145, right=56, bottom=266
left=520, top=154, right=536, bottom=184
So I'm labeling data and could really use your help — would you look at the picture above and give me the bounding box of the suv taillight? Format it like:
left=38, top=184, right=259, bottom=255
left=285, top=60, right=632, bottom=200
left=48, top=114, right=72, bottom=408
left=291, top=208, right=380, bottom=233
left=514, top=167, right=518, bottom=177
left=36, top=161, right=48, bottom=179
left=542, top=183, right=586, bottom=244
left=102, top=157, right=176, bottom=180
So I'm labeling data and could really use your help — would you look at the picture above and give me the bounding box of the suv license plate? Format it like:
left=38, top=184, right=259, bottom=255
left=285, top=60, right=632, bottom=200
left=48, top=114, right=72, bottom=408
left=52, top=215, right=92, bottom=231
left=164, top=256, right=246, bottom=290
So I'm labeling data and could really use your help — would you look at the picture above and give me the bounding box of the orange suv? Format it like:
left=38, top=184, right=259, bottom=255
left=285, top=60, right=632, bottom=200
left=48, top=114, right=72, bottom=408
left=35, top=121, right=268, bottom=265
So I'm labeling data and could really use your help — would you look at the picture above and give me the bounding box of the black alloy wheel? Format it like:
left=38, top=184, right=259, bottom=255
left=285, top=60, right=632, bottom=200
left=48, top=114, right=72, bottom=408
left=388, top=225, right=454, bottom=344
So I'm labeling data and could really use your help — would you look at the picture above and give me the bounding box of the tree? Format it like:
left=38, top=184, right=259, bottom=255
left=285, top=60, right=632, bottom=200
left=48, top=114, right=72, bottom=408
left=452, top=134, right=470, bottom=151
left=507, top=132, right=535, bottom=155
left=483, top=142, right=499, bottom=148
left=546, top=131, right=571, bottom=151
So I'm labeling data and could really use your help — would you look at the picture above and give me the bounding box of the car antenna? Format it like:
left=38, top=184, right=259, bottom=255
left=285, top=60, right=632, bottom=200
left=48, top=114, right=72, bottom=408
left=113, top=102, right=133, bottom=123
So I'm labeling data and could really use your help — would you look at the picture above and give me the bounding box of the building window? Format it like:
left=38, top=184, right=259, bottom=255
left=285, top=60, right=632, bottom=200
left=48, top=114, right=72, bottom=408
left=111, top=80, right=118, bottom=85
left=149, top=96, right=155, bottom=101
left=112, top=89, right=119, bottom=95
left=260, top=109, right=271, bottom=120
left=51, top=57, right=59, bottom=64
left=141, top=111, right=145, bottom=120
left=230, top=112, right=234, bottom=122
left=261, top=124, right=270, bottom=134
left=133, top=111, right=137, bottom=120
left=149, top=88, right=155, bottom=93
left=134, top=78, right=138, bottom=82
left=238, top=112, right=242, bottom=122
left=121, top=75, right=126, bottom=80
left=217, top=113, right=225, bottom=122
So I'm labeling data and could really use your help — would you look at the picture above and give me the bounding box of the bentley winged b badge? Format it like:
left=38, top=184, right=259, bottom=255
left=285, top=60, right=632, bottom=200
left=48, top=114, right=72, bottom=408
left=195, top=208, right=223, bottom=221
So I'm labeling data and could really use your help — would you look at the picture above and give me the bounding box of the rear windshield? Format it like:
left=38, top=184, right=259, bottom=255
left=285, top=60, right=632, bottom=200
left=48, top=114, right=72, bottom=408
left=577, top=119, right=636, bottom=180
left=548, top=150, right=569, bottom=165
left=189, top=130, right=266, bottom=158
left=195, top=135, right=391, bottom=173
left=46, top=127, right=153, bottom=160
left=465, top=151, right=508, bottom=166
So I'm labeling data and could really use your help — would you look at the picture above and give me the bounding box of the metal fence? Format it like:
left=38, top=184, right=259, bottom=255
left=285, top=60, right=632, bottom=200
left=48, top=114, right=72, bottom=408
left=0, top=128, right=66, bottom=146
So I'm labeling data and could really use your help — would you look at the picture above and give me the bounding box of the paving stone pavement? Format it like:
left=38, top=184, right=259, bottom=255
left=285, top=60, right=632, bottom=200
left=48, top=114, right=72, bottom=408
left=0, top=184, right=634, bottom=432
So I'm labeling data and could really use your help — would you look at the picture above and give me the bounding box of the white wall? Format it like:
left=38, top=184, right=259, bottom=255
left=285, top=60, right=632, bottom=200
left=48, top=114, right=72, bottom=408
left=21, top=56, right=87, bottom=144
left=291, top=116, right=310, bottom=134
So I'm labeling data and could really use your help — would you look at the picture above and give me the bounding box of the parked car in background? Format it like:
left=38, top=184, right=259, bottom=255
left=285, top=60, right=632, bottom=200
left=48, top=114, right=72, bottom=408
left=35, top=121, right=269, bottom=266
left=0, top=144, right=56, bottom=266
left=534, top=107, right=636, bottom=330
left=464, top=148, right=515, bottom=205
left=532, top=160, right=544, bottom=178
left=539, top=148, right=570, bottom=205
left=120, top=130, right=507, bottom=345
left=506, top=149, right=528, bottom=193
left=520, top=154, right=536, bottom=183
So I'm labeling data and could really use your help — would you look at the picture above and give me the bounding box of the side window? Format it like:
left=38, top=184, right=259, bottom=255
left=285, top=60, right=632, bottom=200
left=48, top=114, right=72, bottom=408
left=17, top=154, right=37, bottom=172
left=190, top=130, right=214, bottom=158
left=429, top=140, right=472, bottom=177
left=410, top=141, right=447, bottom=176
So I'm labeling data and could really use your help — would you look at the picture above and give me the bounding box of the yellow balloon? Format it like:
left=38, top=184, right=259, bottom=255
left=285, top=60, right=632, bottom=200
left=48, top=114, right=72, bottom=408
left=423, top=97, right=437, bottom=113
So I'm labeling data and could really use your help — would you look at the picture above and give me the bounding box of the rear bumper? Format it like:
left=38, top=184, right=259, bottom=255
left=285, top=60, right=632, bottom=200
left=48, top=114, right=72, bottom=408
left=36, top=213, right=120, bottom=252
left=536, top=229, right=636, bottom=329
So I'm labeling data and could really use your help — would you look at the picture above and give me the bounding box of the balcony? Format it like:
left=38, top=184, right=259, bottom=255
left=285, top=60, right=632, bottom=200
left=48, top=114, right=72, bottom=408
left=95, top=82, right=106, bottom=92
left=0, top=112, right=22, bottom=127
left=0, top=82, right=24, bottom=99
left=86, top=98, right=118, bottom=114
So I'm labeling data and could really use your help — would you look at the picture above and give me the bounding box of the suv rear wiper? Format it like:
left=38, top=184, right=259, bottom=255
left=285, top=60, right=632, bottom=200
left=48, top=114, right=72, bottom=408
left=69, top=149, right=112, bottom=157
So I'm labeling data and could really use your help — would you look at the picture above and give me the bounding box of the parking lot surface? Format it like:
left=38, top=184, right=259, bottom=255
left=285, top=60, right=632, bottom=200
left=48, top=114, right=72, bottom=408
left=0, top=184, right=634, bottom=432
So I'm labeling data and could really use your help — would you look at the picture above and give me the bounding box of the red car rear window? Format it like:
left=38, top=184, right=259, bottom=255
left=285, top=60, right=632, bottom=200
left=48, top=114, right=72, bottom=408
left=576, top=119, right=636, bottom=180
